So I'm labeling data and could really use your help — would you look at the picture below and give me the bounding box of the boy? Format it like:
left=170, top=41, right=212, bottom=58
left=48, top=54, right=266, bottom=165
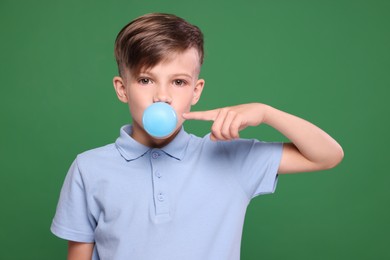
left=51, top=13, right=343, bottom=260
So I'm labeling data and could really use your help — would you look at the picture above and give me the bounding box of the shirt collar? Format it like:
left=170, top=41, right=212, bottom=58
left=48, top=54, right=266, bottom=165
left=115, top=124, right=191, bottom=161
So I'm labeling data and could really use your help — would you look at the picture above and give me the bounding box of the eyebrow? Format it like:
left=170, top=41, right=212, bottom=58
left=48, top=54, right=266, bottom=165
left=139, top=71, right=193, bottom=80
left=171, top=73, right=193, bottom=80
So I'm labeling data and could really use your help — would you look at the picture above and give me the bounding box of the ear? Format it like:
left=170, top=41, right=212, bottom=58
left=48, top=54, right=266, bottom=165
left=191, top=79, right=205, bottom=105
left=113, top=76, right=128, bottom=103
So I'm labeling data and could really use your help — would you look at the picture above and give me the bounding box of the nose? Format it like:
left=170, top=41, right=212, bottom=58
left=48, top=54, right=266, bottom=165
left=153, top=85, right=172, bottom=104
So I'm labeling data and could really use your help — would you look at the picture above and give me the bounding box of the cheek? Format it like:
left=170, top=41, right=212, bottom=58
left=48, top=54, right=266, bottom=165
left=128, top=87, right=152, bottom=107
left=172, top=93, right=193, bottom=113
left=127, top=97, right=150, bottom=122
left=172, top=99, right=193, bottom=126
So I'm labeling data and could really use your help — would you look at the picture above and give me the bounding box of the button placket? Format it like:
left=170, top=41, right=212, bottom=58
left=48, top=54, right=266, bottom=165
left=150, top=149, right=170, bottom=217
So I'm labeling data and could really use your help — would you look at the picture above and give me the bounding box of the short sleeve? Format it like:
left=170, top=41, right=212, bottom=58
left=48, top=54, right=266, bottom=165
left=221, top=139, right=283, bottom=199
left=50, top=157, right=96, bottom=242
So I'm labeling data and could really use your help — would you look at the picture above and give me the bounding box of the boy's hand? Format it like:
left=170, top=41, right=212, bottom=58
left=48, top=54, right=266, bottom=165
left=183, top=103, right=267, bottom=141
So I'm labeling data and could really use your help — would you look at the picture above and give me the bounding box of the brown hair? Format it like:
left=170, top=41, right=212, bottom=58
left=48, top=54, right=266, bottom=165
left=114, top=13, right=204, bottom=78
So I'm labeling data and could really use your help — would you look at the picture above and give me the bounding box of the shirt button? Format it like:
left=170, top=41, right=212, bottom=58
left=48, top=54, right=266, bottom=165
left=152, top=152, right=160, bottom=159
left=157, top=193, right=164, bottom=202
left=155, top=171, right=162, bottom=178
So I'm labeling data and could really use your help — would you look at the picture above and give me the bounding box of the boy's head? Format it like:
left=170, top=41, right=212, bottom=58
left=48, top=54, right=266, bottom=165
left=112, top=13, right=206, bottom=146
left=114, top=13, right=204, bottom=78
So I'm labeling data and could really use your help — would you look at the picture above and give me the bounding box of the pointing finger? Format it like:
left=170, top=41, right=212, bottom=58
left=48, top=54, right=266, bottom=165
left=182, top=109, right=219, bottom=121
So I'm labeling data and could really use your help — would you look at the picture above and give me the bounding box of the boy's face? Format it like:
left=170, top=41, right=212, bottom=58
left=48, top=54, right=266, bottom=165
left=113, top=48, right=205, bottom=147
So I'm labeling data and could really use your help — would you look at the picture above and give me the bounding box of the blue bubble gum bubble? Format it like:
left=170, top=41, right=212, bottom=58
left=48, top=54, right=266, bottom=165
left=142, top=102, right=178, bottom=138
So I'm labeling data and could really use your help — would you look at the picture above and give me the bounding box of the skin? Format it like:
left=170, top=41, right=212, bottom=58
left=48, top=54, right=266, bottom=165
left=68, top=47, right=344, bottom=259
left=67, top=241, right=93, bottom=260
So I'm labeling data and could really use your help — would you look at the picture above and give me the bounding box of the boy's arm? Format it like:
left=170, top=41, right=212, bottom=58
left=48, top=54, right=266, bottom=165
left=68, top=241, right=94, bottom=260
left=183, top=103, right=344, bottom=174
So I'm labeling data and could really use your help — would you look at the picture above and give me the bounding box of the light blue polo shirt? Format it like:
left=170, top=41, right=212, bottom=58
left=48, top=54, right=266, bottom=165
left=51, top=124, right=283, bottom=260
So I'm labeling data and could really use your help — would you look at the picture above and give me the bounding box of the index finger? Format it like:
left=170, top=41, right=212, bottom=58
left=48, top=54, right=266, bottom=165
left=182, top=109, right=219, bottom=121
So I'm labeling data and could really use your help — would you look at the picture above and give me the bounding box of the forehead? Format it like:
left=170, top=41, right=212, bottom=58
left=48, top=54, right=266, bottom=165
left=127, top=48, right=201, bottom=79
left=152, top=48, right=201, bottom=72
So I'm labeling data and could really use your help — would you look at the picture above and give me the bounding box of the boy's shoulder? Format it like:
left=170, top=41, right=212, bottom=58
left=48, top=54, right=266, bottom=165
left=75, top=143, right=118, bottom=164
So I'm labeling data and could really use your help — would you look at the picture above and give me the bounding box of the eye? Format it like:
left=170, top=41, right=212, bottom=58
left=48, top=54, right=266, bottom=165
left=138, top=78, right=152, bottom=85
left=173, top=79, right=187, bottom=86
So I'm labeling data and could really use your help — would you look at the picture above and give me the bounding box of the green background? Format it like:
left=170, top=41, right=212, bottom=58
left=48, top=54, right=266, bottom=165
left=1, top=0, right=389, bottom=259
